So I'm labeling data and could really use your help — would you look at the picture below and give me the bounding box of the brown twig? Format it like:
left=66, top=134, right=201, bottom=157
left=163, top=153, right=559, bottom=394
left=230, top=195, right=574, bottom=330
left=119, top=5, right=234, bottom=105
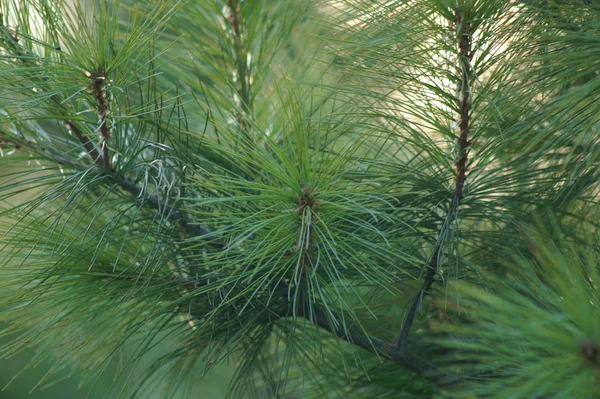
left=580, top=339, right=600, bottom=369
left=225, top=0, right=255, bottom=162
left=117, top=175, right=218, bottom=244
left=453, top=11, right=473, bottom=202
left=395, top=8, right=474, bottom=353
left=0, top=130, right=82, bottom=168
left=581, top=339, right=600, bottom=369
left=1, top=130, right=217, bottom=244
left=61, top=120, right=103, bottom=165
left=226, top=0, right=250, bottom=116
left=226, top=0, right=241, bottom=38
left=306, top=306, right=438, bottom=378
left=396, top=246, right=442, bottom=353
left=88, top=68, right=112, bottom=169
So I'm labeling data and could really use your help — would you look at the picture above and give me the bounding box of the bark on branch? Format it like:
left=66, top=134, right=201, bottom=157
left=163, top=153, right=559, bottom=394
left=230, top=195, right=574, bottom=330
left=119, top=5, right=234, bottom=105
left=0, top=130, right=216, bottom=245
left=88, top=68, right=112, bottom=169
left=395, top=8, right=474, bottom=353
left=306, top=306, right=439, bottom=379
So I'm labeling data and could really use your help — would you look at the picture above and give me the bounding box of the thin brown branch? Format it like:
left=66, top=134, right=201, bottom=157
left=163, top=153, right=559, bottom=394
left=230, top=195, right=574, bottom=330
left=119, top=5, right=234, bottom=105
left=226, top=0, right=250, bottom=115
left=0, top=22, right=26, bottom=57
left=0, top=130, right=82, bottom=168
left=226, top=0, right=241, bottom=38
left=581, top=339, right=600, bottom=369
left=117, top=174, right=218, bottom=244
left=1, top=130, right=217, bottom=245
left=225, top=0, right=254, bottom=155
left=61, top=120, right=103, bottom=165
left=306, top=306, right=439, bottom=379
left=88, top=68, right=111, bottom=169
left=1, top=23, right=111, bottom=170
left=453, top=11, right=473, bottom=202
left=395, top=8, right=474, bottom=353
left=396, top=245, right=442, bottom=353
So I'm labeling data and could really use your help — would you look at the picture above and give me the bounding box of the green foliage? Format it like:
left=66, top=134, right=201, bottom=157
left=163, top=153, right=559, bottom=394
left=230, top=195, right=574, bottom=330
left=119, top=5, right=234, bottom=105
left=435, top=222, right=600, bottom=398
left=0, top=0, right=598, bottom=398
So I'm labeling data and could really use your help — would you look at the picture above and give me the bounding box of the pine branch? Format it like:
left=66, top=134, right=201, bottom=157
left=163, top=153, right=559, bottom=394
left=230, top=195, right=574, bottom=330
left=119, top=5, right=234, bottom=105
left=0, top=130, right=81, bottom=168
left=224, top=0, right=258, bottom=181
left=395, top=246, right=443, bottom=353
left=453, top=10, right=473, bottom=203
left=226, top=0, right=252, bottom=136
left=61, top=121, right=103, bottom=166
left=2, top=14, right=447, bottom=389
left=0, top=22, right=107, bottom=167
left=88, top=68, right=112, bottom=170
left=395, top=7, right=474, bottom=353
left=3, top=126, right=453, bottom=386
left=306, top=306, right=440, bottom=379
left=0, top=21, right=217, bottom=244
left=0, top=129, right=216, bottom=243
left=116, top=174, right=216, bottom=241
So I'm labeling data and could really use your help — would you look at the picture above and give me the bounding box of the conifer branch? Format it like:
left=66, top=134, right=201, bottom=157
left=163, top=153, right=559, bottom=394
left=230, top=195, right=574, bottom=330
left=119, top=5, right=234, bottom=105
left=226, top=0, right=252, bottom=135
left=580, top=339, right=600, bottom=370
left=61, top=120, right=104, bottom=166
left=0, top=130, right=81, bottom=168
left=453, top=10, right=473, bottom=203
left=225, top=0, right=257, bottom=180
left=4, top=127, right=449, bottom=386
left=3, top=120, right=442, bottom=382
left=88, top=68, right=112, bottom=170
left=116, top=174, right=216, bottom=241
left=306, top=306, right=439, bottom=379
left=0, top=22, right=215, bottom=244
left=1, top=2, right=598, bottom=396
left=0, top=129, right=215, bottom=243
left=0, top=22, right=108, bottom=168
left=395, top=7, right=474, bottom=353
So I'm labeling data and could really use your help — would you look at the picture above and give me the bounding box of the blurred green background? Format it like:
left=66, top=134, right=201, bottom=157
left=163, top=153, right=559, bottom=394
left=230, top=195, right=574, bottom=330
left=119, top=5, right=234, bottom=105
left=0, top=168, right=235, bottom=398
left=0, top=324, right=235, bottom=398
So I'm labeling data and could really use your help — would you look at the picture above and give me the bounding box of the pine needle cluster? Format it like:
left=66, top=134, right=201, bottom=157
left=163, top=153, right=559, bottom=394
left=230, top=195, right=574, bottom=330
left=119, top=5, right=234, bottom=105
left=0, top=0, right=598, bottom=398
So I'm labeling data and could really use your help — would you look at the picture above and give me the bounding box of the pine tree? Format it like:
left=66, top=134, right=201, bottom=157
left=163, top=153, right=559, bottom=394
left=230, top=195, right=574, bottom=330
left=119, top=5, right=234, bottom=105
left=0, top=0, right=598, bottom=397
